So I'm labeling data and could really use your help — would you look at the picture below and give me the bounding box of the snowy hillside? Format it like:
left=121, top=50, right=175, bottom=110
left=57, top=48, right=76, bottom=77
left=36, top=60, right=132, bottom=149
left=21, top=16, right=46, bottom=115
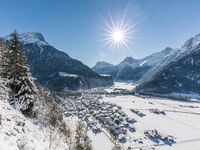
left=0, top=79, right=69, bottom=150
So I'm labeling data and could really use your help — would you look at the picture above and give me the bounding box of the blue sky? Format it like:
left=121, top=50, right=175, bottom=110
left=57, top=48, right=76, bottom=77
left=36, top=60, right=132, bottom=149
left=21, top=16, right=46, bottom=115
left=0, top=0, right=200, bottom=66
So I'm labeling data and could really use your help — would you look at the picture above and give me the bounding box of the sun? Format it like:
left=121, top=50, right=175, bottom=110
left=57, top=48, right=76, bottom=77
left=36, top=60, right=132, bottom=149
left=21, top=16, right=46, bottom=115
left=112, top=30, right=124, bottom=42
left=101, top=15, right=135, bottom=49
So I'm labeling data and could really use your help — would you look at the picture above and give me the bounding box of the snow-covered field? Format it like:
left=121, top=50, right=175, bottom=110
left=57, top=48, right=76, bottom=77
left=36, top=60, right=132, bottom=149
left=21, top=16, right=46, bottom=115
left=105, top=82, right=135, bottom=93
left=101, top=83, right=200, bottom=150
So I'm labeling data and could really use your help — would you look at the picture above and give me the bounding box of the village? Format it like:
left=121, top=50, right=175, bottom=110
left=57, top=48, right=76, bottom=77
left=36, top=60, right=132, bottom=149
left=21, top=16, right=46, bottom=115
left=62, top=91, right=137, bottom=144
left=59, top=84, right=181, bottom=150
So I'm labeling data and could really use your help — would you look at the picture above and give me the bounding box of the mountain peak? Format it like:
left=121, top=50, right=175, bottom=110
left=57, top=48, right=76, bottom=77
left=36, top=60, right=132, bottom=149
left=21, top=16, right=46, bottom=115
left=19, top=32, right=45, bottom=42
left=195, top=33, right=200, bottom=38
left=18, top=32, right=49, bottom=45
left=4, top=32, right=49, bottom=46
left=96, top=61, right=113, bottom=66
left=182, top=33, right=200, bottom=50
left=120, top=57, right=137, bottom=64
left=92, top=61, right=113, bottom=70
left=164, top=46, right=173, bottom=51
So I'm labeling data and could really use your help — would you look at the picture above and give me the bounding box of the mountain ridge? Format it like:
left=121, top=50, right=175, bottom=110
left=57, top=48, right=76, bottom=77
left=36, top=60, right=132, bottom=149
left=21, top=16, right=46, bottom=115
left=4, top=32, right=113, bottom=91
left=136, top=33, right=200, bottom=99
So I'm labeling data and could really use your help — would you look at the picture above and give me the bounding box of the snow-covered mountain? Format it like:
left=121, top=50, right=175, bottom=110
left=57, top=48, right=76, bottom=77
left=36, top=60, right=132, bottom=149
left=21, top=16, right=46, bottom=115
left=4, top=32, right=113, bottom=91
left=92, top=61, right=113, bottom=70
left=136, top=33, right=200, bottom=99
left=92, top=47, right=176, bottom=82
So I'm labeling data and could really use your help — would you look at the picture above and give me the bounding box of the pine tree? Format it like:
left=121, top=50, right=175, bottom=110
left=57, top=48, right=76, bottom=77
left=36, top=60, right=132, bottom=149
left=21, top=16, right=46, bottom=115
left=2, top=31, right=36, bottom=115
left=74, top=122, right=93, bottom=150
left=74, top=122, right=85, bottom=150
left=0, top=38, right=9, bottom=77
left=83, top=127, right=93, bottom=150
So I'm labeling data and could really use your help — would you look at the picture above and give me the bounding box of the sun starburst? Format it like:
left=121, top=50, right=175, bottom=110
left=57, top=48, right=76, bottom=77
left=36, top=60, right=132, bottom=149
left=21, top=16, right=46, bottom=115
left=101, top=14, right=136, bottom=50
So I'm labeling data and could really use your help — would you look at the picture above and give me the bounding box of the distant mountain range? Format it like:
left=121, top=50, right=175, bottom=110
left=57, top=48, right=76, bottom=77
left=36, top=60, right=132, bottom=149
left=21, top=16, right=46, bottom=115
left=4, top=32, right=113, bottom=91
left=92, top=47, right=176, bottom=82
left=93, top=33, right=200, bottom=99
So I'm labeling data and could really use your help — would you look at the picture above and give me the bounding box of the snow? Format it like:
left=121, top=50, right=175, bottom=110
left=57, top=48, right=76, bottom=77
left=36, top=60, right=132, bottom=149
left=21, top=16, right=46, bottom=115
left=0, top=80, right=69, bottom=150
left=182, top=33, right=200, bottom=51
left=58, top=72, right=79, bottom=78
left=88, top=130, right=114, bottom=150
left=118, top=57, right=139, bottom=69
left=64, top=116, right=114, bottom=150
left=4, top=32, right=49, bottom=54
left=0, top=99, right=69, bottom=150
left=101, top=82, right=200, bottom=150
left=100, top=74, right=111, bottom=77
left=2, top=79, right=200, bottom=150
left=92, top=61, right=113, bottom=70
left=139, top=47, right=174, bottom=67
left=105, top=82, right=135, bottom=92
left=139, top=60, right=147, bottom=67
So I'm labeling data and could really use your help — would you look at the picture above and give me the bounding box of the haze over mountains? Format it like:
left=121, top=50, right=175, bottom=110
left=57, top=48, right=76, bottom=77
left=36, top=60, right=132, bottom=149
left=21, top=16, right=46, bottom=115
left=93, top=33, right=200, bottom=98
left=92, top=47, right=176, bottom=82
left=4, top=32, right=113, bottom=91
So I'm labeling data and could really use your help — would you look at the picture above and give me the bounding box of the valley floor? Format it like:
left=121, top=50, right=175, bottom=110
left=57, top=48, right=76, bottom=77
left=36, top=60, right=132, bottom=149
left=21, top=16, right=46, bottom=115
left=102, top=95, right=200, bottom=149
left=76, top=82, right=200, bottom=150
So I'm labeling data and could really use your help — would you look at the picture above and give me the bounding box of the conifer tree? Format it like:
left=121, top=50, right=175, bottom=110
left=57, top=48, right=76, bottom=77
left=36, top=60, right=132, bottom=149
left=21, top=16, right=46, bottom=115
left=3, top=31, right=36, bottom=115
left=83, top=127, right=93, bottom=150
left=74, top=122, right=93, bottom=150
left=0, top=38, right=9, bottom=76
left=74, top=122, right=84, bottom=150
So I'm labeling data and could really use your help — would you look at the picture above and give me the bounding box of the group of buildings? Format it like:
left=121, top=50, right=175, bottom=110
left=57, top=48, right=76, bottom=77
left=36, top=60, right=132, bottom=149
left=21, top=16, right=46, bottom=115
left=62, top=92, right=136, bottom=143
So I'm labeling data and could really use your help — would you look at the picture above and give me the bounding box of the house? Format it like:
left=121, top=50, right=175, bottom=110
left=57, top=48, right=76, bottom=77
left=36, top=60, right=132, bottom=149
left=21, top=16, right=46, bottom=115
left=144, top=130, right=158, bottom=139
left=129, top=125, right=135, bottom=132
left=118, top=134, right=126, bottom=143
left=123, top=122, right=129, bottom=128
left=114, top=127, right=122, bottom=135
left=91, top=125, right=101, bottom=133
left=110, top=123, right=118, bottom=131
left=126, top=118, right=136, bottom=124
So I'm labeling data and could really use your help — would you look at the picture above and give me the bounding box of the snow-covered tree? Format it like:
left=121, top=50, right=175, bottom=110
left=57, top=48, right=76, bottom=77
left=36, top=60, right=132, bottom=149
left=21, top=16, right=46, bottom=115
left=0, top=38, right=8, bottom=77
left=0, top=38, right=9, bottom=101
left=74, top=121, right=93, bottom=150
left=2, top=31, right=36, bottom=115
